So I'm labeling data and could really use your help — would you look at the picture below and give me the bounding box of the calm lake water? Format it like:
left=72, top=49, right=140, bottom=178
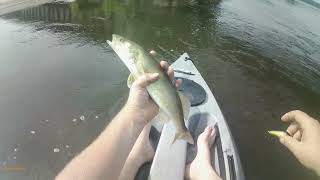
left=0, top=0, right=320, bottom=179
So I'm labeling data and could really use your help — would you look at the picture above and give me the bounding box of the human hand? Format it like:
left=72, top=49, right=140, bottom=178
left=124, top=60, right=182, bottom=125
left=280, top=110, right=320, bottom=175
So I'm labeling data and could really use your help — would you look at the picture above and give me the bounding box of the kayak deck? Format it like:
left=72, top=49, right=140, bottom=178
left=137, top=53, right=244, bottom=180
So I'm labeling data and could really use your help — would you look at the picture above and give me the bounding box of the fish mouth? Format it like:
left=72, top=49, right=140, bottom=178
left=107, top=34, right=129, bottom=53
left=112, top=34, right=124, bottom=42
left=108, top=34, right=126, bottom=48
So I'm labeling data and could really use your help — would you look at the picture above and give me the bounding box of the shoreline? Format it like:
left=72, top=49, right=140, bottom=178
left=0, top=0, right=54, bottom=16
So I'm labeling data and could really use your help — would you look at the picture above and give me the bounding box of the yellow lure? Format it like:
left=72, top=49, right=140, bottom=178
left=268, top=131, right=287, bottom=137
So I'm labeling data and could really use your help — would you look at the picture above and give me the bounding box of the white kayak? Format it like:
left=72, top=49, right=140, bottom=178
left=146, top=53, right=245, bottom=180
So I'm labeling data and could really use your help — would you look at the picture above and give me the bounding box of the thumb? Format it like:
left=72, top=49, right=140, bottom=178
left=280, top=135, right=301, bottom=156
left=132, top=73, right=159, bottom=88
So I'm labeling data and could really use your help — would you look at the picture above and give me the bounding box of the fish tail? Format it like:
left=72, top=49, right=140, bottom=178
left=172, top=130, right=194, bottom=144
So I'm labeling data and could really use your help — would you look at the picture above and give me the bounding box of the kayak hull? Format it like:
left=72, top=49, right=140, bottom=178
left=136, top=53, right=245, bottom=180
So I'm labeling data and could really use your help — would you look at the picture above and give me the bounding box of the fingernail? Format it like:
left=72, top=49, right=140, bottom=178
left=281, top=113, right=287, bottom=119
left=285, top=131, right=291, bottom=136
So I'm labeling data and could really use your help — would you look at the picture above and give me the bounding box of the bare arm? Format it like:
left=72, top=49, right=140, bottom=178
left=56, top=106, right=146, bottom=180
left=56, top=73, right=160, bottom=180
left=56, top=61, right=177, bottom=180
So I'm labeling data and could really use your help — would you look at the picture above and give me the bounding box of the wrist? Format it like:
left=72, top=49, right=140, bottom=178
left=122, top=104, right=148, bottom=126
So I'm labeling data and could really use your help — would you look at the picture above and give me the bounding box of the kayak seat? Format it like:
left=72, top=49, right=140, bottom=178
left=174, top=77, right=207, bottom=107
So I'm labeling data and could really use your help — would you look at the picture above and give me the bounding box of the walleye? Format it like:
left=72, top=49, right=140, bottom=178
left=107, top=34, right=194, bottom=144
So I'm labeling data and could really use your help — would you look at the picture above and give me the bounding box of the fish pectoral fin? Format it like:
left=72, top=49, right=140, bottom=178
left=178, top=91, right=191, bottom=121
left=172, top=131, right=194, bottom=144
left=127, top=73, right=136, bottom=88
left=137, top=61, right=145, bottom=73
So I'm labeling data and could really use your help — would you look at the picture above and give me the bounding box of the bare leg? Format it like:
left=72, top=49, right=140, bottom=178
left=118, top=123, right=155, bottom=180
left=185, top=126, right=222, bottom=180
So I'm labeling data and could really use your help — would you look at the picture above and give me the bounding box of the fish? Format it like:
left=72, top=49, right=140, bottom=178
left=268, top=130, right=287, bottom=137
left=107, top=34, right=194, bottom=144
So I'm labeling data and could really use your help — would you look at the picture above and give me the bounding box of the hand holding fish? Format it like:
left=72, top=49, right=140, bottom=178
left=58, top=37, right=194, bottom=180
left=279, top=110, right=320, bottom=175
left=125, top=60, right=182, bottom=125
left=108, top=35, right=193, bottom=144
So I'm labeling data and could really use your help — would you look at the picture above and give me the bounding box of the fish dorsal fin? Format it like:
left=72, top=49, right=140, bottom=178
left=127, top=73, right=136, bottom=88
left=178, top=91, right=190, bottom=121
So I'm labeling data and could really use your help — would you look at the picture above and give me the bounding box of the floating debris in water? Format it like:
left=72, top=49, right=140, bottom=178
left=90, top=16, right=106, bottom=21
left=95, top=116, right=99, bottom=119
left=41, top=119, right=49, bottom=123
left=14, top=148, right=18, bottom=152
left=80, top=115, right=85, bottom=121
left=53, top=148, right=60, bottom=153
left=30, top=130, right=36, bottom=134
left=13, top=156, right=16, bottom=160
left=170, top=49, right=174, bottom=52
left=65, top=145, right=70, bottom=149
left=72, top=118, right=77, bottom=122
left=149, top=50, right=156, bottom=55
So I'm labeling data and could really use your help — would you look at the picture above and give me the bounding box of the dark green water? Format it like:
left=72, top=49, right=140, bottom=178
left=0, top=0, right=320, bottom=179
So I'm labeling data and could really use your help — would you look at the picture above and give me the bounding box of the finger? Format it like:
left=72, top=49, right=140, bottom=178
left=210, top=127, right=216, bottom=139
left=293, top=130, right=302, bottom=141
left=281, top=110, right=311, bottom=130
left=160, top=61, right=170, bottom=71
left=167, top=66, right=174, bottom=80
left=279, top=135, right=302, bottom=156
left=205, top=126, right=213, bottom=135
left=133, top=73, right=159, bottom=88
left=159, top=61, right=175, bottom=80
left=210, top=127, right=217, bottom=144
left=286, top=122, right=299, bottom=136
left=201, top=126, right=212, bottom=136
left=175, top=79, right=182, bottom=88
left=210, top=127, right=216, bottom=136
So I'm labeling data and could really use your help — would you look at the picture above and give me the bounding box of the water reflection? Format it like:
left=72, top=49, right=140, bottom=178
left=4, top=0, right=320, bottom=94
left=3, top=0, right=223, bottom=52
